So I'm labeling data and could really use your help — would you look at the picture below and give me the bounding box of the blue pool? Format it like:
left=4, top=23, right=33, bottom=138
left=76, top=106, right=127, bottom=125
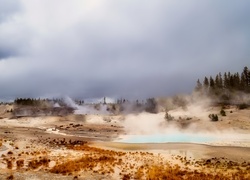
left=116, top=133, right=216, bottom=143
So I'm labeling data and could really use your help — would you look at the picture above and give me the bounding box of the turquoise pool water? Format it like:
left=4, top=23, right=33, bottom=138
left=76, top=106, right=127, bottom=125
left=117, top=133, right=216, bottom=143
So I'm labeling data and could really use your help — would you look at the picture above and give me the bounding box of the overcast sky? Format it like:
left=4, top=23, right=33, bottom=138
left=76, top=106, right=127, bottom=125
left=0, top=0, right=250, bottom=101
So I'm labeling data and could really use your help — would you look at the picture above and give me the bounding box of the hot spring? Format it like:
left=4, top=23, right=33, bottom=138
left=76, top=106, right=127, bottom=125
left=115, top=132, right=250, bottom=147
left=116, top=133, right=216, bottom=144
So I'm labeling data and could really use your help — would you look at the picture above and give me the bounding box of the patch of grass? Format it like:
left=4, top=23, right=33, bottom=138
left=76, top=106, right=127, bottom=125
left=6, top=159, right=13, bottom=169
left=28, top=157, right=50, bottom=169
left=50, top=155, right=116, bottom=175
left=16, top=159, right=24, bottom=169
left=48, top=144, right=250, bottom=179
left=144, top=163, right=249, bottom=180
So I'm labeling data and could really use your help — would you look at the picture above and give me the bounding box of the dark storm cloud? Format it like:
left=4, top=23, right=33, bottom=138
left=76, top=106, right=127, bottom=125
left=0, top=0, right=250, bottom=101
left=0, top=49, right=15, bottom=59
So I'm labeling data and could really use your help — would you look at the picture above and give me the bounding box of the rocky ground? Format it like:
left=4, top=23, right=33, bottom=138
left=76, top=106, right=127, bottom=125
left=0, top=104, right=250, bottom=179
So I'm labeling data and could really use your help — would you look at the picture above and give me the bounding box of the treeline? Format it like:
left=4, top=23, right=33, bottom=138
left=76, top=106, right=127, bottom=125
left=195, top=67, right=250, bottom=93
left=195, top=66, right=250, bottom=96
left=14, top=98, right=85, bottom=106
left=116, top=98, right=158, bottom=113
left=14, top=98, right=48, bottom=106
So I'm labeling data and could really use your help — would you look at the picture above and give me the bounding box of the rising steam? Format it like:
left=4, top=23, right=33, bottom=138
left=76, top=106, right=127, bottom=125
left=118, top=93, right=250, bottom=145
left=62, top=96, right=110, bottom=115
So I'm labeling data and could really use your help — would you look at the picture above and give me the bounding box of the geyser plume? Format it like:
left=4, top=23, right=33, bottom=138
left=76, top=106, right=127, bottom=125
left=62, top=96, right=110, bottom=115
left=63, top=96, right=79, bottom=109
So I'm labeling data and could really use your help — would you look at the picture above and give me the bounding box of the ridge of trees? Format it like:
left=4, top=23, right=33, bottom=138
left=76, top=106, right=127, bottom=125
left=14, top=98, right=47, bottom=106
left=13, top=98, right=81, bottom=107
left=195, top=66, right=250, bottom=101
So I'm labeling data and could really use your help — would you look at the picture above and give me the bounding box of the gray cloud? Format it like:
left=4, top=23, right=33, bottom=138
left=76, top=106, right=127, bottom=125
left=0, top=0, right=20, bottom=22
left=0, top=0, right=250, bottom=101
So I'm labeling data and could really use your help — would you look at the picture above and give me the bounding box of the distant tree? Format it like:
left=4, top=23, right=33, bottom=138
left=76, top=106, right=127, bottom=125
left=195, top=79, right=202, bottom=92
left=229, top=75, right=235, bottom=89
left=224, top=72, right=229, bottom=89
left=209, top=76, right=215, bottom=93
left=248, top=70, right=250, bottom=86
left=227, top=72, right=232, bottom=89
left=243, top=66, right=249, bottom=86
left=243, top=66, right=250, bottom=92
left=218, top=72, right=223, bottom=89
left=240, top=72, right=246, bottom=91
left=233, top=73, right=240, bottom=90
left=215, top=75, right=220, bottom=89
left=145, top=98, right=157, bottom=113
left=203, top=77, right=209, bottom=91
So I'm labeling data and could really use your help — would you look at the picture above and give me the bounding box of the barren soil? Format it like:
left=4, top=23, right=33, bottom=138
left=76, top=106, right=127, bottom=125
left=0, top=105, right=249, bottom=179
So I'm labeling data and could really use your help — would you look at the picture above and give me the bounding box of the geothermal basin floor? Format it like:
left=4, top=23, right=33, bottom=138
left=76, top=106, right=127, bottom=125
left=0, top=113, right=250, bottom=179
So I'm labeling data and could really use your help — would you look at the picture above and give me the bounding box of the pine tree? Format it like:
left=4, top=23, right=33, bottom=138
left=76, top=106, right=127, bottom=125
left=242, top=66, right=250, bottom=92
left=240, top=72, right=246, bottom=91
left=203, top=77, right=209, bottom=94
left=243, top=66, right=249, bottom=86
left=218, top=73, right=223, bottom=89
left=215, top=75, right=220, bottom=89
left=248, top=70, right=250, bottom=90
left=227, top=72, right=232, bottom=89
left=195, top=79, right=202, bottom=92
left=223, top=72, right=229, bottom=89
left=203, top=77, right=209, bottom=88
left=209, top=76, right=215, bottom=95
left=233, top=73, right=240, bottom=90
left=209, top=76, right=215, bottom=89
